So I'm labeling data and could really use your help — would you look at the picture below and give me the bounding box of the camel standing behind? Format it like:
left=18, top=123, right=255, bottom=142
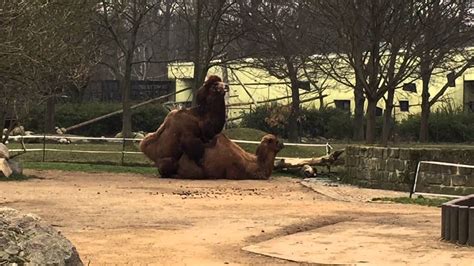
left=139, top=75, right=227, bottom=177
left=176, top=134, right=284, bottom=180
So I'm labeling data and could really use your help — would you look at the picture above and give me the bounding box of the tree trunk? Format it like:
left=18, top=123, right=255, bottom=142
left=318, top=91, right=325, bottom=111
left=353, top=85, right=365, bottom=141
left=381, top=86, right=395, bottom=146
left=0, top=107, right=5, bottom=143
left=287, top=80, right=301, bottom=142
left=366, top=98, right=377, bottom=144
left=419, top=71, right=432, bottom=142
left=45, top=97, right=56, bottom=134
left=121, top=52, right=134, bottom=138
left=286, top=61, right=300, bottom=142
left=192, top=66, right=207, bottom=106
left=191, top=0, right=203, bottom=107
left=158, top=0, right=172, bottom=81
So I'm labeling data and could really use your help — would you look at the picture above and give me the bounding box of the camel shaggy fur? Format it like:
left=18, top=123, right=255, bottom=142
left=139, top=75, right=227, bottom=177
left=175, top=134, right=284, bottom=180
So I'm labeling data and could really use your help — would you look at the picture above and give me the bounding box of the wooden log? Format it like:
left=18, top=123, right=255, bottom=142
left=274, top=150, right=344, bottom=170
left=65, top=87, right=191, bottom=133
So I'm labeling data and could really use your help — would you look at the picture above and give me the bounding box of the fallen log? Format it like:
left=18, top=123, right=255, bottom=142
left=274, top=150, right=344, bottom=170
left=65, top=87, right=191, bottom=133
left=274, top=150, right=344, bottom=177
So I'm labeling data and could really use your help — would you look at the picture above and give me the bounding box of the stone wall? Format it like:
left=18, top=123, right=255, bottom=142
left=344, top=146, right=474, bottom=195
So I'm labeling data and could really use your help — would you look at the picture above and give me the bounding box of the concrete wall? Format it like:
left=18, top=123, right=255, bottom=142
left=344, top=146, right=474, bottom=195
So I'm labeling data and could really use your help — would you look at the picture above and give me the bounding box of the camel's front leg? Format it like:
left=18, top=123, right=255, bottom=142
left=180, top=135, right=206, bottom=166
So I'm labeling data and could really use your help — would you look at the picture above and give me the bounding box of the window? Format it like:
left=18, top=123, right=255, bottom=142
left=399, top=100, right=409, bottom=112
left=297, top=81, right=311, bottom=91
left=376, top=107, right=383, bottom=116
left=403, top=83, right=417, bottom=93
left=334, top=100, right=351, bottom=111
left=447, top=71, right=456, bottom=87
left=465, top=80, right=474, bottom=112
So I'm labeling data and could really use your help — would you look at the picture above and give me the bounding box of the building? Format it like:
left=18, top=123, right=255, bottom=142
left=168, top=58, right=474, bottom=122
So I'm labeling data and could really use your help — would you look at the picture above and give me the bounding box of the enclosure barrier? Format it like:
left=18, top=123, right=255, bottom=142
left=8, top=135, right=332, bottom=164
left=441, top=194, right=474, bottom=246
left=410, top=160, right=474, bottom=199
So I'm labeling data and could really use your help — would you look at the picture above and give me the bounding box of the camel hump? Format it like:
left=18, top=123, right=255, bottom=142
left=139, top=109, right=179, bottom=152
left=139, top=132, right=157, bottom=152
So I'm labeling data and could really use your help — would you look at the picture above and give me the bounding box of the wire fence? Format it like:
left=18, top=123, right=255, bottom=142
left=8, top=135, right=333, bottom=166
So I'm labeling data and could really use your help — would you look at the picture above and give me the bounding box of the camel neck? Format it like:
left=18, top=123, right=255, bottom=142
left=195, top=98, right=225, bottom=116
left=256, top=151, right=276, bottom=178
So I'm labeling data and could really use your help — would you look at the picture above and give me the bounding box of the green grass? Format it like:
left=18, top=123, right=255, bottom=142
left=8, top=142, right=149, bottom=165
left=371, top=196, right=451, bottom=207
left=7, top=128, right=332, bottom=166
left=223, top=128, right=268, bottom=141
left=224, top=128, right=333, bottom=158
left=24, top=161, right=158, bottom=175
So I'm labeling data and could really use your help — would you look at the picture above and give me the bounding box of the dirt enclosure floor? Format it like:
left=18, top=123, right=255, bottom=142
left=1, top=170, right=473, bottom=265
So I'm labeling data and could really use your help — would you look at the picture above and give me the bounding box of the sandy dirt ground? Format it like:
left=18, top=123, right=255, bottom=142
left=0, top=170, right=471, bottom=265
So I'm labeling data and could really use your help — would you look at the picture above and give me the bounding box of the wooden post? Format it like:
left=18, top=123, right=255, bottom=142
left=449, top=205, right=459, bottom=243
left=458, top=206, right=469, bottom=245
left=441, top=204, right=448, bottom=240
left=468, top=207, right=474, bottom=246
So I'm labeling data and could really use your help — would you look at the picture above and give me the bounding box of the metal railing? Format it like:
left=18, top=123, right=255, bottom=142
left=8, top=135, right=333, bottom=165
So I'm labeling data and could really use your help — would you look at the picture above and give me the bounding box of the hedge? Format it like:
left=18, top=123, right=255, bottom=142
left=24, top=102, right=168, bottom=136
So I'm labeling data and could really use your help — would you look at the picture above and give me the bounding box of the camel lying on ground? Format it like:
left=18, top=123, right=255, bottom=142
left=139, top=75, right=227, bottom=177
left=175, top=134, right=284, bottom=180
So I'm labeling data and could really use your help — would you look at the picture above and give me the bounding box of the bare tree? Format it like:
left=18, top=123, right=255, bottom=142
left=0, top=0, right=99, bottom=140
left=95, top=0, right=162, bottom=138
left=175, top=0, right=244, bottom=105
left=416, top=0, right=474, bottom=142
left=307, top=0, right=427, bottom=144
left=237, top=0, right=318, bottom=142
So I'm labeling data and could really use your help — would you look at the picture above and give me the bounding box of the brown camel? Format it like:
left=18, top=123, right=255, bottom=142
left=175, top=134, right=284, bottom=180
left=139, top=75, right=227, bottom=177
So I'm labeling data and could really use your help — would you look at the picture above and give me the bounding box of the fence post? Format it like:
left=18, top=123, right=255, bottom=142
left=121, top=136, right=126, bottom=166
left=42, top=133, right=46, bottom=162
left=325, top=142, right=332, bottom=155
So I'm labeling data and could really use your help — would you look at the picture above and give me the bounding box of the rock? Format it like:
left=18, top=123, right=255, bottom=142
left=8, top=160, right=22, bottom=175
left=0, top=207, right=83, bottom=265
left=116, top=132, right=145, bottom=139
left=301, top=164, right=317, bottom=178
left=0, top=143, right=9, bottom=159
left=58, top=138, right=71, bottom=144
left=55, top=127, right=67, bottom=135
left=0, top=159, right=12, bottom=177
left=134, top=132, right=145, bottom=139
left=10, top=126, right=25, bottom=136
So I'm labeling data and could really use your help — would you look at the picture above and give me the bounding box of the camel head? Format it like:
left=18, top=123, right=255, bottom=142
left=256, top=134, right=284, bottom=161
left=196, top=75, right=228, bottom=107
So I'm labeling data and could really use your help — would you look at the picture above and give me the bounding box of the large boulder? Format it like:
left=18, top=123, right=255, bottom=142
left=0, top=143, right=9, bottom=159
left=10, top=126, right=25, bottom=136
left=0, top=159, right=12, bottom=177
left=0, top=145, right=22, bottom=177
left=0, top=207, right=83, bottom=265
